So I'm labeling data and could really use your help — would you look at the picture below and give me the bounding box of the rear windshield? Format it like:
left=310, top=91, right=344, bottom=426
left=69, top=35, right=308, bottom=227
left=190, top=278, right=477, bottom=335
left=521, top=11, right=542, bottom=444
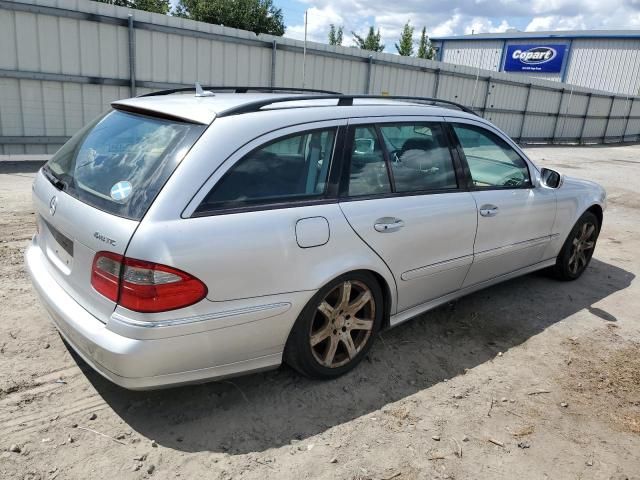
left=43, top=110, right=205, bottom=220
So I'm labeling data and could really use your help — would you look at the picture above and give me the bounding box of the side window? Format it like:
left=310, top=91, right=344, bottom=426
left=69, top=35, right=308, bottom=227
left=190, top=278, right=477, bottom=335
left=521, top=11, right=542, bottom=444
left=379, top=123, right=457, bottom=192
left=197, top=128, right=336, bottom=210
left=347, top=126, right=391, bottom=196
left=452, top=124, right=531, bottom=188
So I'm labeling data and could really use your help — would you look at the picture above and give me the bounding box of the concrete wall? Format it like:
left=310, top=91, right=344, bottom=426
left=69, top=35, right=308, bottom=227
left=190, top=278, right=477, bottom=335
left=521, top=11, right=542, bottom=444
left=1, top=0, right=640, bottom=154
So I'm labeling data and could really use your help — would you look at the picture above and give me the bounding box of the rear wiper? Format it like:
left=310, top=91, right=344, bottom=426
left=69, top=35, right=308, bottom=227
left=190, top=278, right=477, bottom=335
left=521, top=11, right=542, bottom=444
left=42, top=165, right=68, bottom=191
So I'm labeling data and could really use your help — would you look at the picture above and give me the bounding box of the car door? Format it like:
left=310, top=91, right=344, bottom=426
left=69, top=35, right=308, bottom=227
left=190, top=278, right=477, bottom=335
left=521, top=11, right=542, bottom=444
left=448, top=121, right=557, bottom=287
left=338, top=117, right=478, bottom=313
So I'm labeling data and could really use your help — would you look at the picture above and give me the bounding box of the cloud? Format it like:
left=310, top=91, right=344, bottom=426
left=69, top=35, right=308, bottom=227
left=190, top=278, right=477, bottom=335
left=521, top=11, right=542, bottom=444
left=286, top=5, right=344, bottom=43
left=431, top=14, right=462, bottom=37
left=463, top=17, right=515, bottom=35
left=526, top=15, right=587, bottom=31
left=282, top=0, right=640, bottom=52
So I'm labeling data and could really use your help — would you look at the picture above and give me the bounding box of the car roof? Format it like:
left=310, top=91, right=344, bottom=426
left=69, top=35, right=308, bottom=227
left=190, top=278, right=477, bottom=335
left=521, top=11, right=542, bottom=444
left=111, top=93, right=478, bottom=125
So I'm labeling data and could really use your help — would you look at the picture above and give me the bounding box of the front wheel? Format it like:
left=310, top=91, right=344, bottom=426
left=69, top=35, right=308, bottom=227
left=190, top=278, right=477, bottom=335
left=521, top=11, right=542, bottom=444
left=284, top=272, right=383, bottom=379
left=553, top=211, right=599, bottom=281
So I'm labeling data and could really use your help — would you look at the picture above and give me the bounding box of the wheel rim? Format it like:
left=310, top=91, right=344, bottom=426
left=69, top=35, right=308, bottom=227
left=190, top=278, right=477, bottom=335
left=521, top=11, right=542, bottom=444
left=568, top=221, right=596, bottom=275
left=309, top=280, right=375, bottom=368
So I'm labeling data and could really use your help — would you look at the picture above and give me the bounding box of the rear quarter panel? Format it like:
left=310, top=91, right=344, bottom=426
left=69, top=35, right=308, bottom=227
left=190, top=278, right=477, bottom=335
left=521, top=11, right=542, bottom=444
left=125, top=203, right=397, bottom=305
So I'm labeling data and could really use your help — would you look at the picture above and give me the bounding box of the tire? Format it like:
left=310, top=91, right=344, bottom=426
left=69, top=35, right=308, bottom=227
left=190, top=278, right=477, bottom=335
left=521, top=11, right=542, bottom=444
left=552, top=211, right=600, bottom=281
left=284, top=271, right=384, bottom=379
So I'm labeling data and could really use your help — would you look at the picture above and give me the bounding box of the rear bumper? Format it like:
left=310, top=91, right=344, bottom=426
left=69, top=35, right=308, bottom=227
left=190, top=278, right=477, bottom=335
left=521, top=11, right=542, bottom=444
left=25, top=242, right=301, bottom=390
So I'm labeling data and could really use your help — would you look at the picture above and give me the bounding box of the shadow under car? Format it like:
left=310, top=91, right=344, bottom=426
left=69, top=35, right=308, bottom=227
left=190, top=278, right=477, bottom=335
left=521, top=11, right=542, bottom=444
left=68, top=257, right=633, bottom=455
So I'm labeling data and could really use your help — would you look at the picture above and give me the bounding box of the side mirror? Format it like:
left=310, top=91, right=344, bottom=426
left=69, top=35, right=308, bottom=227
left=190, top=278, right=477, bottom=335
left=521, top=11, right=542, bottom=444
left=541, top=168, right=562, bottom=189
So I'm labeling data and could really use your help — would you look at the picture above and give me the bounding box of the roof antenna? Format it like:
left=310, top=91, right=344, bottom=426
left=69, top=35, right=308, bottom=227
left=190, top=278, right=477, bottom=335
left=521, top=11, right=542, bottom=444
left=195, top=82, right=214, bottom=97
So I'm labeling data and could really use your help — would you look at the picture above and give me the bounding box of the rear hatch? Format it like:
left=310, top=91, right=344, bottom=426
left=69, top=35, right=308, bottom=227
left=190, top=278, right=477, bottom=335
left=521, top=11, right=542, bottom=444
left=33, top=108, right=206, bottom=323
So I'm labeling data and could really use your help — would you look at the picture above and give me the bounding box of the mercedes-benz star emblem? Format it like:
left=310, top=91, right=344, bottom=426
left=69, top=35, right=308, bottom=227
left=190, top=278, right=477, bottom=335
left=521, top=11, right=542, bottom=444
left=49, top=196, right=58, bottom=216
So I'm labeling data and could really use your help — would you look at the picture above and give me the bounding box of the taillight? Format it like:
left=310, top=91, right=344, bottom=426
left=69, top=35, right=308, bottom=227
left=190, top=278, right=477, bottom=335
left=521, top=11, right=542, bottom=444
left=91, top=252, right=207, bottom=313
left=91, top=252, right=123, bottom=302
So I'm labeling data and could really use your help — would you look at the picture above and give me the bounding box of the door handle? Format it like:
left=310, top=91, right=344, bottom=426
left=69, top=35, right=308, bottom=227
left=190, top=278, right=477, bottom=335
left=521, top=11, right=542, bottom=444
left=374, top=217, right=405, bottom=233
left=479, top=204, right=499, bottom=217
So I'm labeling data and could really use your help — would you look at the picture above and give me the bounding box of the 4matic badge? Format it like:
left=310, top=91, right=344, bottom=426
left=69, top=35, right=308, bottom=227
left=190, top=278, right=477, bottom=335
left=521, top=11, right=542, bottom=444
left=94, top=232, right=117, bottom=246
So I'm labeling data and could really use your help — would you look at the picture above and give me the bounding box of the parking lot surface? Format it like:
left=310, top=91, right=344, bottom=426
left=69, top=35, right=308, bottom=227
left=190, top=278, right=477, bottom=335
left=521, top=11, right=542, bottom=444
left=1, top=145, right=639, bottom=479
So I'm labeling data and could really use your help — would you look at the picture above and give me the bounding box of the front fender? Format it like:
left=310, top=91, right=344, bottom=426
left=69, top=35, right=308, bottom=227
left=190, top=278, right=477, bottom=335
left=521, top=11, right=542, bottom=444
left=546, top=176, right=606, bottom=258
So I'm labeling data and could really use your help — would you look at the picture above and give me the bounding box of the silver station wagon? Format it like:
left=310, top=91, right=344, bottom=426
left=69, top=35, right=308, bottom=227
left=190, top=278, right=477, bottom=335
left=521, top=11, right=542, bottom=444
left=26, top=86, right=606, bottom=389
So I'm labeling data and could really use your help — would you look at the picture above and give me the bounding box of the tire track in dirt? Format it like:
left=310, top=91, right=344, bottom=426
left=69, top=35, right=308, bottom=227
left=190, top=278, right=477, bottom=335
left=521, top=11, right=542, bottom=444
left=1, top=392, right=111, bottom=438
left=0, top=366, right=79, bottom=402
left=0, top=366, right=113, bottom=439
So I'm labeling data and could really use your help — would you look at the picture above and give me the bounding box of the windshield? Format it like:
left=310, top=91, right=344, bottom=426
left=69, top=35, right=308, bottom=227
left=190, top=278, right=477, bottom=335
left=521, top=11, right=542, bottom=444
left=44, top=110, right=205, bottom=220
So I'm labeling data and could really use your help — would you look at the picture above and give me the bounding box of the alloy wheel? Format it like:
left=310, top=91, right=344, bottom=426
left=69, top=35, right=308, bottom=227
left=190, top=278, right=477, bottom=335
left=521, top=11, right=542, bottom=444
left=309, top=280, right=376, bottom=368
left=568, top=222, right=596, bottom=275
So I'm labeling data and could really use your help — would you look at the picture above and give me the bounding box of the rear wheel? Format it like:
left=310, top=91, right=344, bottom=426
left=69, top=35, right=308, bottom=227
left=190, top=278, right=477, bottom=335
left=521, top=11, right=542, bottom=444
left=553, top=211, right=599, bottom=281
left=285, top=272, right=383, bottom=379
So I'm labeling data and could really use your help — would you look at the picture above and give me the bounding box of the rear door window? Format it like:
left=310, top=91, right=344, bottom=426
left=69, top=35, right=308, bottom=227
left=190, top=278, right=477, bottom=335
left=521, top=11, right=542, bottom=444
left=196, top=128, right=337, bottom=212
left=346, top=126, right=392, bottom=196
left=378, top=123, right=457, bottom=192
left=43, top=110, right=205, bottom=220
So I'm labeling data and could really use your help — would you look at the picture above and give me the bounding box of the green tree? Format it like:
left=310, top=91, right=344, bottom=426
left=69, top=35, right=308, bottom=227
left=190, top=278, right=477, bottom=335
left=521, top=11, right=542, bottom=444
left=173, top=0, right=285, bottom=36
left=417, top=26, right=435, bottom=60
left=352, top=26, right=385, bottom=52
left=395, top=21, right=414, bottom=56
left=328, top=24, right=344, bottom=46
left=94, top=0, right=170, bottom=14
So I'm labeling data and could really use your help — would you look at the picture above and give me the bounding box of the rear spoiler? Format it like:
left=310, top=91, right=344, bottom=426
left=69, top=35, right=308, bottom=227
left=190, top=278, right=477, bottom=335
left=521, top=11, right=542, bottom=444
left=111, top=101, right=211, bottom=125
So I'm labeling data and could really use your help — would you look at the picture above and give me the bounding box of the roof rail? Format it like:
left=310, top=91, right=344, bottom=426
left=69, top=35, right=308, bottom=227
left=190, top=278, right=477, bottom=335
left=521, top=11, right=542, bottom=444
left=216, top=94, right=478, bottom=117
left=138, top=85, right=341, bottom=98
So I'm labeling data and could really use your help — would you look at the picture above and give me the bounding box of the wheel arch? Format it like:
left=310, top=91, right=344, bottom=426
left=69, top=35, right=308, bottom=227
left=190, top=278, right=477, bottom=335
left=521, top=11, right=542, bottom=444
left=282, top=267, right=394, bottom=377
left=330, top=268, right=394, bottom=331
left=364, top=269, right=393, bottom=330
left=286, top=267, right=395, bottom=348
left=586, top=204, right=603, bottom=230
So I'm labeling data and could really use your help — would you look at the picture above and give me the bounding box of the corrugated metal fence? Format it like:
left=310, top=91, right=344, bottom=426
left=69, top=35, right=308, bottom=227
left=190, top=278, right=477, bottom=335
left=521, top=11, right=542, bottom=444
left=2, top=0, right=640, bottom=154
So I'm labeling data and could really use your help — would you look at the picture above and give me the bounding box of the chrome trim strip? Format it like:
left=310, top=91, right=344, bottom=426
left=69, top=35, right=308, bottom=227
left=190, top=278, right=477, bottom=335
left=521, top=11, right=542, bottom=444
left=474, top=235, right=552, bottom=262
left=390, top=258, right=557, bottom=327
left=401, top=254, right=473, bottom=281
left=111, top=302, right=292, bottom=328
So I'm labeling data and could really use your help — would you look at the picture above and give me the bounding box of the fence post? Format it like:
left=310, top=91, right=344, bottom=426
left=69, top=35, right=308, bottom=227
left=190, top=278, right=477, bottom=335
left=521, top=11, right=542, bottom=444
left=558, top=86, right=574, bottom=141
left=365, top=55, right=373, bottom=94
left=481, top=76, right=492, bottom=118
left=270, top=40, right=277, bottom=88
left=602, top=95, right=615, bottom=143
left=518, top=83, right=532, bottom=143
left=127, top=14, right=136, bottom=96
left=432, top=68, right=441, bottom=98
left=622, top=97, right=634, bottom=142
left=551, top=88, right=565, bottom=144
left=578, top=93, right=592, bottom=145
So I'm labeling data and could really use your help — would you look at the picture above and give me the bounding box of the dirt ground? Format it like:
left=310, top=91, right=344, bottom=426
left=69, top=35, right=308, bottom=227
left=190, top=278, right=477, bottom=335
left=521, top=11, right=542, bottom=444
left=1, top=144, right=639, bottom=480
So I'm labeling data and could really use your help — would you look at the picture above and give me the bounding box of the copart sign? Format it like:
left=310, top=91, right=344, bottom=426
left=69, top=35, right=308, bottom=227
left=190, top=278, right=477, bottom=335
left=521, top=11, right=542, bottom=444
left=504, top=44, right=567, bottom=73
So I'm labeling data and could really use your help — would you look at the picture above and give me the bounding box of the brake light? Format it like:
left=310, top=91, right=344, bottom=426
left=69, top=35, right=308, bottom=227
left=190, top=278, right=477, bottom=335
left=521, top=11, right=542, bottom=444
left=91, top=252, right=207, bottom=313
left=91, top=252, right=122, bottom=302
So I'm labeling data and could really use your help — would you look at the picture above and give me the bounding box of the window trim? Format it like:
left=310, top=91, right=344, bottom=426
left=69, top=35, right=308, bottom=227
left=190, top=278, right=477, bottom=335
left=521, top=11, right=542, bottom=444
left=339, top=121, right=465, bottom=200
left=447, top=122, right=534, bottom=191
left=192, top=126, right=342, bottom=216
left=375, top=124, right=397, bottom=194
